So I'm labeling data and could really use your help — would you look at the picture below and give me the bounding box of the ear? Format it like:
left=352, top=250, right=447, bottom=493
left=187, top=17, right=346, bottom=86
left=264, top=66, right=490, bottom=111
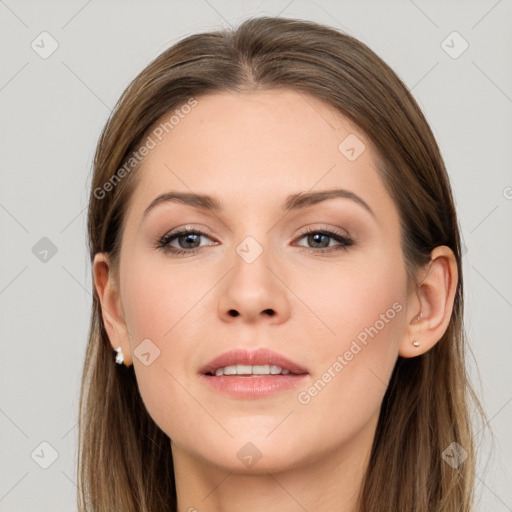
left=92, top=252, right=133, bottom=366
left=399, top=246, right=458, bottom=358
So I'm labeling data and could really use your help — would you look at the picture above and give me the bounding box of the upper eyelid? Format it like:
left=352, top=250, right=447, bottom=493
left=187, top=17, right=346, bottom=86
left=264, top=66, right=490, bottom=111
left=161, top=225, right=349, bottom=237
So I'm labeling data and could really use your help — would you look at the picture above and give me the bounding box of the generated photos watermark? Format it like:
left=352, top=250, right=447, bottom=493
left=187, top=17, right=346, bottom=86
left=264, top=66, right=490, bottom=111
left=297, top=301, right=403, bottom=405
left=93, top=96, right=198, bottom=200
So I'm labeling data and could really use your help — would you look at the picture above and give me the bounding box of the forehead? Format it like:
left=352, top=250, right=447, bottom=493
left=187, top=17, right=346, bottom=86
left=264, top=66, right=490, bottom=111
left=124, top=89, right=397, bottom=227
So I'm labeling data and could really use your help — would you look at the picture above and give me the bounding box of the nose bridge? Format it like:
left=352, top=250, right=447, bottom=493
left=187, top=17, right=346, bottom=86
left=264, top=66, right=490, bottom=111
left=235, top=234, right=266, bottom=266
left=228, top=203, right=275, bottom=268
left=231, top=231, right=275, bottom=295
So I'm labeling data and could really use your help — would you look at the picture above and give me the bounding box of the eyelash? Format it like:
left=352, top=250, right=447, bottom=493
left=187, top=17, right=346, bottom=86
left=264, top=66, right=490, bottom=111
left=155, top=226, right=354, bottom=256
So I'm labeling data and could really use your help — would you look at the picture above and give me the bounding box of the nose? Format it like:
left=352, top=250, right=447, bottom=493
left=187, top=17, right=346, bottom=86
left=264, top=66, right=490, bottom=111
left=217, top=242, right=291, bottom=325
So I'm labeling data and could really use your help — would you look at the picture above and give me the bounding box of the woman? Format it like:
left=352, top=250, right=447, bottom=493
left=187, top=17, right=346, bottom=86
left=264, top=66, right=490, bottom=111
left=79, top=16, right=484, bottom=511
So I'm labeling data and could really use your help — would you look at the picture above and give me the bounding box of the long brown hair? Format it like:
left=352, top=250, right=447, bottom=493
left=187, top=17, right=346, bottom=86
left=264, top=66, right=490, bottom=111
left=79, top=16, right=485, bottom=511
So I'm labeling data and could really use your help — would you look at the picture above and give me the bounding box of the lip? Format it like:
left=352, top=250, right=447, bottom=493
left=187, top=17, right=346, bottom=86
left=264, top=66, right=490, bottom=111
left=199, top=348, right=309, bottom=376
left=201, top=373, right=309, bottom=399
left=199, top=348, right=309, bottom=399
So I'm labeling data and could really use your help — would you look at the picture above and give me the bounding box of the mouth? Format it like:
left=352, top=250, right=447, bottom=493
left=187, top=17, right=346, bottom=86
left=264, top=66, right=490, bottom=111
left=199, top=348, right=309, bottom=398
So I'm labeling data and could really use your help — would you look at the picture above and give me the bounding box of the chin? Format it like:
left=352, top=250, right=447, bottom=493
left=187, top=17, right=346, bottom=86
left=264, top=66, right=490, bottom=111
left=183, top=432, right=312, bottom=474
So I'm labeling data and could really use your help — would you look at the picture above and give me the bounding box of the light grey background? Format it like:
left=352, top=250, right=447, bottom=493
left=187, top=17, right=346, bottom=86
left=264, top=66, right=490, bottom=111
left=1, top=1, right=511, bottom=510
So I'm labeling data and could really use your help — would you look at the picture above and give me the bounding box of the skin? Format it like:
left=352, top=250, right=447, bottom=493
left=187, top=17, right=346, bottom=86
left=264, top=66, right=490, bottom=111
left=93, top=89, right=458, bottom=512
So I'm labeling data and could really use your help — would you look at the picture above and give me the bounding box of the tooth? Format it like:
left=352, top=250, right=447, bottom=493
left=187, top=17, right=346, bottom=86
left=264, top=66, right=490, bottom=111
left=223, top=365, right=237, bottom=375
left=212, top=364, right=294, bottom=376
left=252, top=365, right=270, bottom=374
left=237, top=364, right=252, bottom=375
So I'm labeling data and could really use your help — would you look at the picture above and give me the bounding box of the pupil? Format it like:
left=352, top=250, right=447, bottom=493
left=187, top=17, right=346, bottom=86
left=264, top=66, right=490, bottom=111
left=309, top=233, right=328, bottom=248
left=180, top=233, right=200, bottom=248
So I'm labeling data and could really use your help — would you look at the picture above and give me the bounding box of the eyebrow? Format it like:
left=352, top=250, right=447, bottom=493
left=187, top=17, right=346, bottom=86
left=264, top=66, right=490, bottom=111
left=142, top=188, right=375, bottom=220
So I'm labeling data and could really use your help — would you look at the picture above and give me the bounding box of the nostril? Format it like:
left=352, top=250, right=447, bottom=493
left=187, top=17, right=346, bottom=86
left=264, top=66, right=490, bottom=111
left=227, top=309, right=274, bottom=317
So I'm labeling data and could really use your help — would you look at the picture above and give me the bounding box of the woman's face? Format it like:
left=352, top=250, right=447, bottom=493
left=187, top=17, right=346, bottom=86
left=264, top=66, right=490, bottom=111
left=106, top=89, right=415, bottom=472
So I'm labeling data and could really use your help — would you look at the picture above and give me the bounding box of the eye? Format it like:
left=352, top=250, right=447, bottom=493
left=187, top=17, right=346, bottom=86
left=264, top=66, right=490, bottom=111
left=156, top=228, right=217, bottom=255
left=155, top=226, right=354, bottom=256
left=294, top=227, right=354, bottom=253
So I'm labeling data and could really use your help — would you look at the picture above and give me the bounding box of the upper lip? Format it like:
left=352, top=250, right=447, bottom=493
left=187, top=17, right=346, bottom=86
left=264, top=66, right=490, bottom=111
left=199, top=348, right=309, bottom=375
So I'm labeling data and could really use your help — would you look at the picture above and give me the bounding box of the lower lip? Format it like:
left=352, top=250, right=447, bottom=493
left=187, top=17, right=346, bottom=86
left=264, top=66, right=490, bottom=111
left=201, top=374, right=308, bottom=398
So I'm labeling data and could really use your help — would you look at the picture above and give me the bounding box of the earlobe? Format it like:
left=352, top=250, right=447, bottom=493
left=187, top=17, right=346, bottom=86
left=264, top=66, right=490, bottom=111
left=399, top=246, right=458, bottom=358
left=92, top=252, right=133, bottom=366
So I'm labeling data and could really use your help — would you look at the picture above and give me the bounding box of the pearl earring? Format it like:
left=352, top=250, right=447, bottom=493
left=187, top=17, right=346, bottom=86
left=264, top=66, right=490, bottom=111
left=114, top=346, right=124, bottom=365
left=412, top=340, right=421, bottom=347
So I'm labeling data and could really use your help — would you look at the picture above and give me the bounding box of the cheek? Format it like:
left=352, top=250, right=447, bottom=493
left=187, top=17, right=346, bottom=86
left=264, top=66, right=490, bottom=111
left=119, top=255, right=215, bottom=434
left=293, top=250, right=407, bottom=351
left=121, top=254, right=211, bottom=342
left=291, top=254, right=407, bottom=431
